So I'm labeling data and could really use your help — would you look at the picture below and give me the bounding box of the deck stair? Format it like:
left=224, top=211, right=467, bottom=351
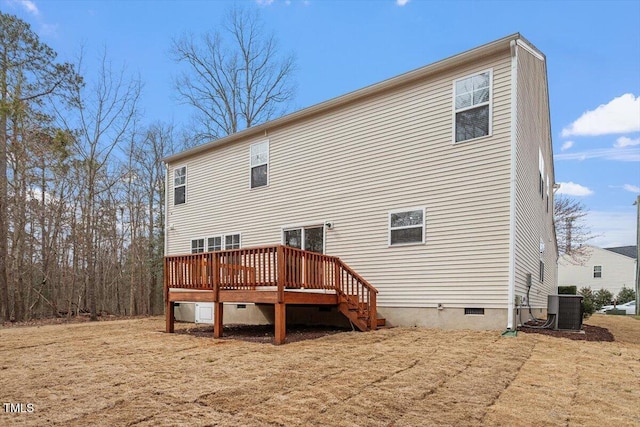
left=164, top=244, right=381, bottom=343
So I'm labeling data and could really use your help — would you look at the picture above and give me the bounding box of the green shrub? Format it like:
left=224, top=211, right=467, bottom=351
left=579, top=287, right=595, bottom=319
left=594, top=289, right=613, bottom=310
left=558, top=286, right=577, bottom=295
left=616, top=286, right=636, bottom=304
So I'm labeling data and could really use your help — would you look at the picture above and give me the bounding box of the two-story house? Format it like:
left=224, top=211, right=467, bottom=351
left=163, top=33, right=557, bottom=341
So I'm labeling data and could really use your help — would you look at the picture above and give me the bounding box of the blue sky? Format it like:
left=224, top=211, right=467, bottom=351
left=3, top=0, right=640, bottom=247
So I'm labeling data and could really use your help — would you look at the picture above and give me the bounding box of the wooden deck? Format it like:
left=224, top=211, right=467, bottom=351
left=164, top=245, right=379, bottom=344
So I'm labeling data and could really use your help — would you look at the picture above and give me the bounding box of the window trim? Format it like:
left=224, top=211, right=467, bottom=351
left=204, top=233, right=242, bottom=251
left=190, top=237, right=205, bottom=254
left=173, top=165, right=187, bottom=205
left=223, top=232, right=242, bottom=250
left=249, top=140, right=269, bottom=189
left=593, top=265, right=602, bottom=279
left=452, top=69, right=493, bottom=144
left=388, top=207, right=426, bottom=247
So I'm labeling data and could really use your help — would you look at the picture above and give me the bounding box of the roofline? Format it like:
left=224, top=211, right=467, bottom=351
left=164, top=33, right=525, bottom=164
left=580, top=244, right=638, bottom=261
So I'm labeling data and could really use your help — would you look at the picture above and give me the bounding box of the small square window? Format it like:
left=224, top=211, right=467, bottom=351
left=191, top=238, right=204, bottom=254
left=225, top=234, right=240, bottom=250
left=207, top=237, right=222, bottom=252
left=593, top=265, right=602, bottom=278
left=389, top=208, right=425, bottom=245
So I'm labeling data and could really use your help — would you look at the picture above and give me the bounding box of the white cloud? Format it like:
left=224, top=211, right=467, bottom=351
left=623, top=184, right=640, bottom=193
left=560, top=141, right=574, bottom=151
left=396, top=0, right=410, bottom=5
left=587, top=210, right=636, bottom=248
left=561, top=93, right=640, bottom=137
left=256, top=0, right=274, bottom=5
left=18, top=0, right=39, bottom=15
left=554, top=147, right=640, bottom=162
left=556, top=182, right=594, bottom=196
left=614, top=136, right=640, bottom=148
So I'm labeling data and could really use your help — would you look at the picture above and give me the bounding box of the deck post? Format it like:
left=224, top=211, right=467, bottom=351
left=164, top=256, right=174, bottom=333
left=213, top=252, right=220, bottom=302
left=166, top=300, right=174, bottom=333
left=214, top=302, right=224, bottom=338
left=276, top=245, right=285, bottom=303
left=275, top=302, right=286, bottom=345
left=369, top=290, right=377, bottom=331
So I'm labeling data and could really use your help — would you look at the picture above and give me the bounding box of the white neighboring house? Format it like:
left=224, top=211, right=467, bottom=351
left=558, top=246, right=637, bottom=298
left=164, top=33, right=558, bottom=332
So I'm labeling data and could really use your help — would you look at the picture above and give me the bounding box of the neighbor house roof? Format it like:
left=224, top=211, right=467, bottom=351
left=164, top=33, right=541, bottom=164
left=605, top=246, right=637, bottom=259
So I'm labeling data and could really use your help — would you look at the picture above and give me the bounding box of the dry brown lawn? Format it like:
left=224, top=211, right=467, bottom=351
left=1, top=314, right=639, bottom=426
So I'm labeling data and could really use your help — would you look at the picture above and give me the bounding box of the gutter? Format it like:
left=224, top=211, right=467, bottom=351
left=506, top=40, right=519, bottom=332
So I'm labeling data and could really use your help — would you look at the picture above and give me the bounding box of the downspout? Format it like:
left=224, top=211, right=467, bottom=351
left=164, top=162, right=169, bottom=256
left=506, top=39, right=519, bottom=332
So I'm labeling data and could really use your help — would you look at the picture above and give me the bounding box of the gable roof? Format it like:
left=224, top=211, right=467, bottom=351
left=165, top=33, right=541, bottom=164
left=605, top=246, right=637, bottom=259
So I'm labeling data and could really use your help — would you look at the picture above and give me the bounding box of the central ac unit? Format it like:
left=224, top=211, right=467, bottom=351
left=547, top=295, right=583, bottom=331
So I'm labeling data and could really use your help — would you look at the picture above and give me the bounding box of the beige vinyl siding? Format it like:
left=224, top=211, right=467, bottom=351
left=514, top=44, right=558, bottom=308
left=167, top=51, right=513, bottom=309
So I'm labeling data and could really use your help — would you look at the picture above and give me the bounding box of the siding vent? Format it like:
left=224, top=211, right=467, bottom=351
left=464, top=308, right=485, bottom=315
left=236, top=304, right=247, bottom=309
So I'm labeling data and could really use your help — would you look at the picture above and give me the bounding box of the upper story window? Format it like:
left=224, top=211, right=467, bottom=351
left=250, top=140, right=269, bottom=188
left=174, top=166, right=186, bottom=205
left=454, top=70, right=492, bottom=143
left=389, top=208, right=425, bottom=245
left=191, top=238, right=204, bottom=253
left=593, top=265, right=602, bottom=278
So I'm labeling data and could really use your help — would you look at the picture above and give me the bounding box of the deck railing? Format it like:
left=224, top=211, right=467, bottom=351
left=164, top=244, right=378, bottom=329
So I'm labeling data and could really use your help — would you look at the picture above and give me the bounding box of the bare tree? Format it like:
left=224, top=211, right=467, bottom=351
left=57, top=49, right=140, bottom=320
left=554, top=195, right=596, bottom=263
left=171, top=6, right=296, bottom=143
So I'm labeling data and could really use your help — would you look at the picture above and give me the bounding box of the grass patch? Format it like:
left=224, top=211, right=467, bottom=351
left=0, top=315, right=638, bottom=426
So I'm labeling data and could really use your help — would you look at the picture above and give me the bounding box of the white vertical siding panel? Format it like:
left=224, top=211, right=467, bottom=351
left=167, top=53, right=513, bottom=309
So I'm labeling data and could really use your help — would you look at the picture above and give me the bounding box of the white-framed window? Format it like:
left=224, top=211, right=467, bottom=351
left=204, top=234, right=241, bottom=251
left=250, top=140, right=269, bottom=188
left=225, top=234, right=241, bottom=250
left=282, top=225, right=325, bottom=254
left=593, top=265, right=602, bottom=278
left=207, top=236, right=222, bottom=252
left=174, top=166, right=186, bottom=205
left=454, top=70, right=492, bottom=143
left=191, top=238, right=205, bottom=254
left=388, top=208, right=426, bottom=246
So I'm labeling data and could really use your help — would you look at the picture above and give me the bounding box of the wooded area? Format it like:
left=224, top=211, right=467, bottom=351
left=0, top=12, right=177, bottom=321
left=0, top=7, right=296, bottom=322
